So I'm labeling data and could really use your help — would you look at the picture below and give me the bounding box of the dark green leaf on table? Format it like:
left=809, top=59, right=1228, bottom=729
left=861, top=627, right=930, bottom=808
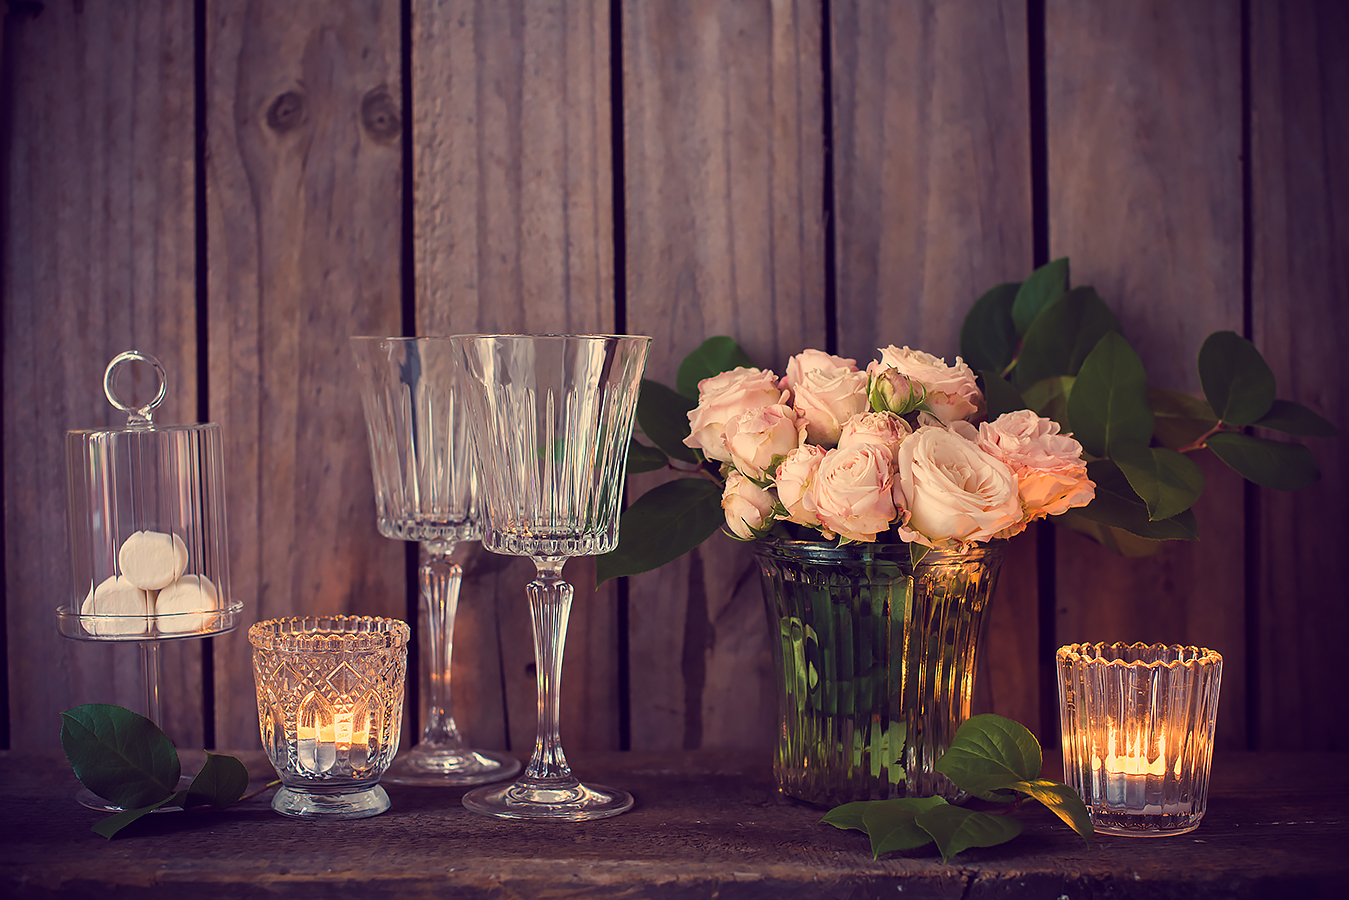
left=1113, top=444, right=1205, bottom=521
left=91, top=790, right=188, bottom=840
left=596, top=478, right=725, bottom=584
left=1014, top=286, right=1119, bottom=390
left=626, top=439, right=670, bottom=474
left=819, top=801, right=870, bottom=833
left=60, top=703, right=180, bottom=810
left=1150, top=388, right=1219, bottom=449
left=1253, top=399, right=1339, bottom=438
left=1067, top=332, right=1153, bottom=458
left=978, top=369, right=1027, bottom=419
left=186, top=752, right=250, bottom=808
left=1012, top=257, right=1069, bottom=336
left=1198, top=331, right=1276, bottom=426
left=675, top=336, right=755, bottom=399
left=1206, top=431, right=1321, bottom=490
left=934, top=714, right=1041, bottom=797
left=959, top=281, right=1020, bottom=373
left=637, top=379, right=699, bottom=464
left=1022, top=376, right=1075, bottom=429
left=915, top=804, right=1024, bottom=863
left=862, top=797, right=947, bottom=857
left=1072, top=460, right=1199, bottom=541
left=1004, top=779, right=1094, bottom=845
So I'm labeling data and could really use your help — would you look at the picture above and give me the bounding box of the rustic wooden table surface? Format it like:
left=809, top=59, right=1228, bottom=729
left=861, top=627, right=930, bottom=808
left=2, top=749, right=1345, bottom=898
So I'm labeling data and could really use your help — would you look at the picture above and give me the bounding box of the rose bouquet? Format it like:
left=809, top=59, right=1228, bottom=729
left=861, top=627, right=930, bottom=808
left=597, top=258, right=1335, bottom=583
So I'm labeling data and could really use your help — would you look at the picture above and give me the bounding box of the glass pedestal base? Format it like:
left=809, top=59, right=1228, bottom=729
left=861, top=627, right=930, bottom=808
left=462, top=778, right=633, bottom=821
left=272, top=783, right=391, bottom=819
left=383, top=747, right=521, bottom=787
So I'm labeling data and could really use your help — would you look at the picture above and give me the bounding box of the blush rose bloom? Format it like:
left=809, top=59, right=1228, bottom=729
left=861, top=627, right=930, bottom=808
left=893, top=425, right=1022, bottom=548
left=974, top=410, right=1095, bottom=521
left=685, top=367, right=786, bottom=463
left=838, top=411, right=913, bottom=459
left=870, top=346, right=984, bottom=424
left=783, top=349, right=858, bottom=391
left=774, top=444, right=828, bottom=528
left=722, top=471, right=778, bottom=540
left=792, top=366, right=871, bottom=446
left=813, top=444, right=898, bottom=543
left=724, top=403, right=800, bottom=480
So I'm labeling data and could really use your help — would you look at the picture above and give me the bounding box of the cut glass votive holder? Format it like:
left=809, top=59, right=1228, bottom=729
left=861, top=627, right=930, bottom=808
left=250, top=616, right=410, bottom=819
left=1057, top=642, right=1222, bottom=837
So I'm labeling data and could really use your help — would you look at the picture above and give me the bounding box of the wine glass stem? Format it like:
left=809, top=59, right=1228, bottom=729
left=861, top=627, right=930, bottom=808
left=419, top=540, right=464, bottom=748
left=526, top=557, right=573, bottom=783
left=140, top=641, right=162, bottom=727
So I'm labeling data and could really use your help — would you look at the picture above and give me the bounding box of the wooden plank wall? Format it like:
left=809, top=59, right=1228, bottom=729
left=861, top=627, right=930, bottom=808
left=3, top=0, right=1345, bottom=757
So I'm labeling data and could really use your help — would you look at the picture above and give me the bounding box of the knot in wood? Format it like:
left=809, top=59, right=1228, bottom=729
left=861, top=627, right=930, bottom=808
left=361, top=88, right=402, bottom=143
left=266, top=91, right=306, bottom=133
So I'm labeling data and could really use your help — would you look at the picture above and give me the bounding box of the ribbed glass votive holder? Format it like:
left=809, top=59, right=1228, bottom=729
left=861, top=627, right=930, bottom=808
left=250, top=616, right=410, bottom=819
left=1057, top=642, right=1222, bottom=837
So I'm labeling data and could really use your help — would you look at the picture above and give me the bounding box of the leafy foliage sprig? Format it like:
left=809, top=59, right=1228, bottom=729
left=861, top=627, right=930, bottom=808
left=821, top=714, right=1092, bottom=861
left=61, top=703, right=273, bottom=839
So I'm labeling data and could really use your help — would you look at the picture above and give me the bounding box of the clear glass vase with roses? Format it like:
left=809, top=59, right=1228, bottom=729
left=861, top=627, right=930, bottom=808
left=596, top=259, right=1334, bottom=804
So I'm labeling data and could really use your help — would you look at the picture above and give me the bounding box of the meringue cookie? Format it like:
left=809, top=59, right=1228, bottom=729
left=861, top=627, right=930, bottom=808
left=80, top=575, right=152, bottom=636
left=118, top=530, right=188, bottom=590
left=154, top=575, right=219, bottom=634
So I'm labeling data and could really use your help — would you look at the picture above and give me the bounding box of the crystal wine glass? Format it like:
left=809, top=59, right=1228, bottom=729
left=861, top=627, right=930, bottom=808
left=351, top=336, right=520, bottom=786
left=451, top=333, right=650, bottom=821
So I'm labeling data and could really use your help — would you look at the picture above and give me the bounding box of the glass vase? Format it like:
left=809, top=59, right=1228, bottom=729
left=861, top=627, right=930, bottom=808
left=753, top=538, right=1004, bottom=806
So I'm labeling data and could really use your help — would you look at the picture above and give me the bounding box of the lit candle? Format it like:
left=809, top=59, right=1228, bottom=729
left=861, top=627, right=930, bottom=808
left=297, top=699, right=373, bottom=774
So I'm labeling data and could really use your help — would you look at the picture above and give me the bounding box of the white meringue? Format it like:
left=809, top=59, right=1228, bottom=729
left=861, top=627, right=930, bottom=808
left=80, top=575, right=152, bottom=636
left=118, top=530, right=189, bottom=590
left=154, top=575, right=219, bottom=634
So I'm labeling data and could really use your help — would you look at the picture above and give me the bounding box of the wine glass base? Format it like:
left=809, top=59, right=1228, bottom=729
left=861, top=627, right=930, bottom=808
left=271, top=784, right=391, bottom=820
left=76, top=775, right=194, bottom=812
left=382, top=747, right=522, bottom=787
left=462, top=779, right=633, bottom=821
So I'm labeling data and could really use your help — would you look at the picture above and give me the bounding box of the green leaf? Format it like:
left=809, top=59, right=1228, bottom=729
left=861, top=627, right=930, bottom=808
left=979, top=370, right=1028, bottom=419
left=909, top=543, right=932, bottom=568
left=185, top=752, right=250, bottom=808
left=1198, top=331, right=1276, bottom=427
left=637, top=378, right=700, bottom=464
left=676, top=336, right=755, bottom=399
left=862, top=797, right=946, bottom=857
left=1067, top=332, right=1153, bottom=458
left=820, top=801, right=871, bottom=834
left=60, top=704, right=181, bottom=810
left=915, top=805, right=1024, bottom=862
left=1014, top=286, right=1120, bottom=390
left=595, top=479, right=725, bottom=584
left=1012, top=257, right=1069, bottom=336
left=1056, top=511, right=1169, bottom=557
left=1253, top=399, right=1339, bottom=438
left=91, top=790, right=187, bottom=840
left=1006, top=779, right=1094, bottom=845
left=1113, top=445, right=1205, bottom=521
left=1071, top=460, right=1200, bottom=541
left=1150, top=388, right=1219, bottom=449
left=626, top=439, right=670, bottom=474
left=959, top=282, right=1020, bottom=373
left=1206, top=431, right=1321, bottom=490
left=934, top=714, right=1041, bottom=797
left=1021, top=376, right=1076, bottom=430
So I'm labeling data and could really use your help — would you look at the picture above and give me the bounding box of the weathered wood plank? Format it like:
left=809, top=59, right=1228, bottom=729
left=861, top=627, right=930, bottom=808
left=205, top=0, right=406, bottom=748
left=831, top=0, right=1039, bottom=735
left=1, top=0, right=200, bottom=749
left=412, top=0, right=617, bottom=751
left=1249, top=0, right=1349, bottom=750
left=623, top=0, right=824, bottom=750
left=1046, top=0, right=1247, bottom=748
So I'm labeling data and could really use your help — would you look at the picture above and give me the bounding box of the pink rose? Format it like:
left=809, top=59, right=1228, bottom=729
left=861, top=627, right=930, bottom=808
left=975, top=410, right=1095, bottom=521
left=784, top=349, right=858, bottom=391
left=774, top=444, right=828, bottom=528
left=893, top=425, right=1022, bottom=548
left=725, top=404, right=800, bottom=480
left=870, top=346, right=984, bottom=424
left=813, top=445, right=898, bottom=543
left=868, top=366, right=926, bottom=416
left=684, top=367, right=786, bottom=463
left=838, top=411, right=913, bottom=459
left=792, top=366, right=871, bottom=446
left=722, top=471, right=778, bottom=540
